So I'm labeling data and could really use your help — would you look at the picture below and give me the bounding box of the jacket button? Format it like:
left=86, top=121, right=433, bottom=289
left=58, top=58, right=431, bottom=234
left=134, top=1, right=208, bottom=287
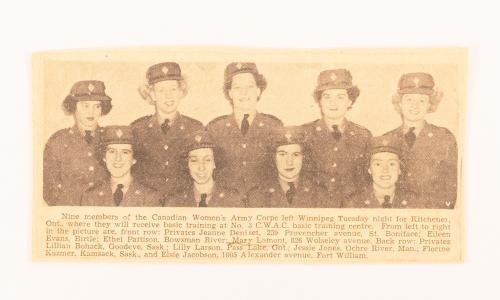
left=88, top=166, right=94, bottom=171
left=242, top=143, right=247, bottom=148
left=330, top=177, right=335, bottom=182
left=163, top=145, right=169, bottom=150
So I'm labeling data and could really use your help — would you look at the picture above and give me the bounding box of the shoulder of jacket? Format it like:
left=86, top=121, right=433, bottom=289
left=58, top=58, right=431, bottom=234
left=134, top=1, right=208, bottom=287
left=302, top=119, right=321, bottom=128
left=382, top=127, right=401, bottom=137
left=180, top=115, right=203, bottom=127
left=47, top=127, right=74, bottom=142
left=428, top=124, right=456, bottom=139
left=260, top=113, right=283, bottom=126
left=130, top=115, right=152, bottom=127
left=207, top=114, right=231, bottom=128
left=347, top=121, right=372, bottom=138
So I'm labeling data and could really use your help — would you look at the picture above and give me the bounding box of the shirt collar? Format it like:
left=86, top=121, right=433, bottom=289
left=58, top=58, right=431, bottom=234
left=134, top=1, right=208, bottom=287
left=402, top=120, right=428, bottom=137
left=372, top=184, right=395, bottom=205
left=193, top=182, right=215, bottom=204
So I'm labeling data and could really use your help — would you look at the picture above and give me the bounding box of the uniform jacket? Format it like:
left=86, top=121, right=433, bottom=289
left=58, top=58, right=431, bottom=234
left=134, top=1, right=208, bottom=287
left=166, top=182, right=243, bottom=207
left=383, top=122, right=457, bottom=209
left=81, top=180, right=162, bottom=206
left=43, top=125, right=108, bottom=206
left=246, top=176, right=331, bottom=208
left=206, top=113, right=283, bottom=195
left=131, top=114, right=204, bottom=196
left=302, top=119, right=372, bottom=205
left=343, top=185, right=418, bottom=208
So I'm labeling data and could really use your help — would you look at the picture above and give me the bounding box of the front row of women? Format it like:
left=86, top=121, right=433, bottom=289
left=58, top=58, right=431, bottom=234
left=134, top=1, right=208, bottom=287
left=81, top=124, right=423, bottom=209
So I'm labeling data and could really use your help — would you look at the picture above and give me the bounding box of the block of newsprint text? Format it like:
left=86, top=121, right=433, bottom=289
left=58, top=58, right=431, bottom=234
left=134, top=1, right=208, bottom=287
left=32, top=47, right=466, bottom=263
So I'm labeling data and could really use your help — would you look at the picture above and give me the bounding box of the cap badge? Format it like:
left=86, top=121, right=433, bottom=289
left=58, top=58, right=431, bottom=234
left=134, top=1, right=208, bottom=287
left=195, top=135, right=202, bottom=143
left=236, top=63, right=242, bottom=69
left=413, top=77, right=420, bottom=88
left=161, top=66, right=169, bottom=74
left=115, top=129, right=123, bottom=138
left=88, top=83, right=95, bottom=93
left=330, top=73, right=337, bottom=81
left=382, top=139, right=389, bottom=146
left=401, top=200, right=408, bottom=206
left=285, top=132, right=292, bottom=142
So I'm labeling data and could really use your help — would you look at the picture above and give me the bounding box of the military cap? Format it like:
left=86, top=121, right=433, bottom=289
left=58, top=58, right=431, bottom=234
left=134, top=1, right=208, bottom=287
left=102, top=126, right=134, bottom=146
left=369, top=135, right=402, bottom=157
left=66, top=80, right=112, bottom=102
left=272, top=126, right=307, bottom=149
left=313, top=69, right=360, bottom=101
left=146, top=62, right=182, bottom=85
left=224, top=62, right=261, bottom=83
left=398, top=72, right=435, bottom=95
left=183, top=130, right=217, bottom=154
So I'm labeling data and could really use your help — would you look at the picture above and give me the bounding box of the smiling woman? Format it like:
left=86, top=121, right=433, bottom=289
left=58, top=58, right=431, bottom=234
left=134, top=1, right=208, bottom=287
left=383, top=73, right=457, bottom=209
left=131, top=62, right=204, bottom=198
left=165, top=130, right=243, bottom=208
left=80, top=126, right=163, bottom=207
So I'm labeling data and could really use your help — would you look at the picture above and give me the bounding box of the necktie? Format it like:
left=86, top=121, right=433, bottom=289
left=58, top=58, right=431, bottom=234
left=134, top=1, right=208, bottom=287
left=241, top=114, right=250, bottom=135
left=161, top=119, right=170, bottom=134
left=405, top=127, right=416, bottom=148
left=285, top=182, right=296, bottom=204
left=382, top=195, right=392, bottom=208
left=114, top=184, right=124, bottom=206
left=84, top=130, right=93, bottom=144
left=332, top=125, right=342, bottom=142
left=199, top=193, right=207, bottom=207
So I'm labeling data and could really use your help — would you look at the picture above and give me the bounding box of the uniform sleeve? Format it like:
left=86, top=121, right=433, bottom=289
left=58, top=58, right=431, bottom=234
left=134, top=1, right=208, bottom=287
left=316, top=185, right=335, bottom=208
left=440, top=133, right=458, bottom=208
left=245, top=188, right=266, bottom=208
left=80, top=190, right=91, bottom=206
left=43, top=136, right=62, bottom=205
left=355, top=130, right=373, bottom=193
left=144, top=191, right=163, bottom=207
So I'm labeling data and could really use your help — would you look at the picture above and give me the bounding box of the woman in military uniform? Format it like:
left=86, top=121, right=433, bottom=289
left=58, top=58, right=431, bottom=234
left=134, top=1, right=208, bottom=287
left=344, top=136, right=418, bottom=208
left=246, top=126, right=330, bottom=208
left=131, top=62, right=204, bottom=198
left=302, top=69, right=372, bottom=207
left=206, top=62, right=283, bottom=196
left=166, top=130, right=242, bottom=207
left=383, top=73, right=458, bottom=209
left=81, top=126, right=162, bottom=206
left=43, top=80, right=112, bottom=206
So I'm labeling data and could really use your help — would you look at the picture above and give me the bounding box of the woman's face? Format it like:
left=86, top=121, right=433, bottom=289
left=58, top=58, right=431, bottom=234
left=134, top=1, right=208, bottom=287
left=319, top=89, right=352, bottom=121
left=399, top=93, right=430, bottom=122
left=74, top=100, right=102, bottom=130
left=188, top=148, right=216, bottom=185
left=229, top=73, right=261, bottom=113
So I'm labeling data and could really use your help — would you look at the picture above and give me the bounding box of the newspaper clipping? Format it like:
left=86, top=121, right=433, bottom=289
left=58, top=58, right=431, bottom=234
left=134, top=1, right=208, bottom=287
left=32, top=47, right=466, bottom=263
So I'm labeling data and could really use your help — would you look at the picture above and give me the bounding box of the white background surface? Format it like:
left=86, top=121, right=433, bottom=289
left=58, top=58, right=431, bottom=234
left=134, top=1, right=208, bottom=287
left=1, top=0, right=499, bottom=299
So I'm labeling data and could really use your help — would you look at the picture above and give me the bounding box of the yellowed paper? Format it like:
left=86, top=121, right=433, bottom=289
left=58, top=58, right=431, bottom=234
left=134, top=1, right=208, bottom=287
left=32, top=47, right=466, bottom=263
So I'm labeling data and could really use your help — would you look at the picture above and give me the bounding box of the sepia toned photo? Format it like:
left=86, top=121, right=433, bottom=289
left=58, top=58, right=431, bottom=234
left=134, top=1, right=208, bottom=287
left=33, top=47, right=466, bottom=263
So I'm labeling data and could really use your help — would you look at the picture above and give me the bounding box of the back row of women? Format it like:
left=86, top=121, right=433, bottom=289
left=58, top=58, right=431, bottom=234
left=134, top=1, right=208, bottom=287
left=43, top=62, right=458, bottom=209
